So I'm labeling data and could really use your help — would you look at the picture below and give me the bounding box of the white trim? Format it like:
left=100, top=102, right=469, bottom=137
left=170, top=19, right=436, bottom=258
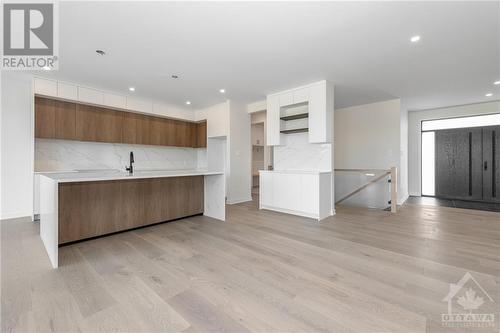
left=1, top=212, right=32, bottom=221
left=260, top=204, right=323, bottom=221
left=247, top=100, right=266, bottom=114
left=227, top=196, right=253, bottom=205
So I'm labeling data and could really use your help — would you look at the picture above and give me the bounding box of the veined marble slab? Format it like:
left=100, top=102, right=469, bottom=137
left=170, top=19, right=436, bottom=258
left=35, top=138, right=207, bottom=172
left=273, top=132, right=331, bottom=171
left=39, top=169, right=223, bottom=183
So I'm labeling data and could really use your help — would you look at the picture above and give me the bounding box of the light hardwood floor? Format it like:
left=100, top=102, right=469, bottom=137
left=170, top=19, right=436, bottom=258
left=2, top=198, right=499, bottom=332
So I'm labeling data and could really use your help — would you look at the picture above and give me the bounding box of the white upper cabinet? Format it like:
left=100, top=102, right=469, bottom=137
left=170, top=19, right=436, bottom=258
left=279, top=92, right=293, bottom=107
left=292, top=87, right=309, bottom=104
left=126, top=97, right=152, bottom=113
left=104, top=93, right=127, bottom=109
left=309, top=81, right=334, bottom=143
left=34, top=78, right=57, bottom=97
left=266, top=94, right=283, bottom=145
left=266, top=80, right=334, bottom=145
left=57, top=82, right=78, bottom=100
left=78, top=87, right=104, bottom=105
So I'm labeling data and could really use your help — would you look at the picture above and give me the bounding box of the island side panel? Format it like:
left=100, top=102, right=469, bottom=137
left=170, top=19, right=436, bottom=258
left=39, top=175, right=59, bottom=268
left=58, top=176, right=204, bottom=244
left=204, top=174, right=225, bottom=221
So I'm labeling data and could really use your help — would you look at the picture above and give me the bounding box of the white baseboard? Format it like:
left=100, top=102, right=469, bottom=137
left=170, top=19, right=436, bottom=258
left=398, top=193, right=410, bottom=205
left=227, top=196, right=253, bottom=205
left=260, top=205, right=320, bottom=220
left=0, top=211, right=32, bottom=221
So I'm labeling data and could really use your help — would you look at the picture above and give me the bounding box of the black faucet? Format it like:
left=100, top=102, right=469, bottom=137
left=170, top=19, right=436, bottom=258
left=125, top=151, right=134, bottom=174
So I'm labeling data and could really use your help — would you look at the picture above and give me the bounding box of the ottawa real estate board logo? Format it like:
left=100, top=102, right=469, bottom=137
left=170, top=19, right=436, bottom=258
left=441, top=272, right=495, bottom=328
left=2, top=1, right=58, bottom=70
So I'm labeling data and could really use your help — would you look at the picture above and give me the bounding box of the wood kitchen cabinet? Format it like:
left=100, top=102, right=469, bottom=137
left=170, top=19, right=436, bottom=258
left=35, top=97, right=56, bottom=138
left=35, top=96, right=204, bottom=148
left=76, top=104, right=123, bottom=143
left=195, top=121, right=207, bottom=148
left=122, top=112, right=139, bottom=144
left=58, top=176, right=204, bottom=244
left=54, top=100, right=76, bottom=140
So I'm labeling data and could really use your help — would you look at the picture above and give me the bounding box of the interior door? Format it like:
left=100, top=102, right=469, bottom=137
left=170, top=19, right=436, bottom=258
left=482, top=126, right=500, bottom=203
left=435, top=128, right=483, bottom=200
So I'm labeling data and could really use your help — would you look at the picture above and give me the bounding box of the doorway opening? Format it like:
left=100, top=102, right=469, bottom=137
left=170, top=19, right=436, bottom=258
left=421, top=113, right=500, bottom=204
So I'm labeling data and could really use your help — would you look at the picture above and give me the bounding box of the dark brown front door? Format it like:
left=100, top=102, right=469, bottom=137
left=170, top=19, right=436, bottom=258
left=435, top=126, right=499, bottom=202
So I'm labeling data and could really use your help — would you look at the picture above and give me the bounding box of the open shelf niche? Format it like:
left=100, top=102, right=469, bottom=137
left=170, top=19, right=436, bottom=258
left=280, top=102, right=309, bottom=134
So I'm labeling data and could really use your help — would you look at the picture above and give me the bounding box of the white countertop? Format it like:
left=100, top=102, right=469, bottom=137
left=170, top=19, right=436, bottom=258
left=259, top=169, right=331, bottom=175
left=37, top=169, right=224, bottom=183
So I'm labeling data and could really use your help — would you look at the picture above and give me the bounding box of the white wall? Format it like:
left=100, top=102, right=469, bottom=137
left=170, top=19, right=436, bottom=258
left=227, top=101, right=252, bottom=204
left=251, top=123, right=264, bottom=146
left=194, top=101, right=229, bottom=137
left=251, top=110, right=271, bottom=170
left=408, top=100, right=500, bottom=196
left=195, top=100, right=252, bottom=204
left=400, top=106, right=409, bottom=200
left=334, top=99, right=407, bottom=203
left=1, top=72, right=34, bottom=220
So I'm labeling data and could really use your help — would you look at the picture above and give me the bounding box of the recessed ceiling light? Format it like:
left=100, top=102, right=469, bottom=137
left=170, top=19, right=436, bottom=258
left=95, top=50, right=106, bottom=56
left=171, top=75, right=179, bottom=79
left=485, top=93, right=493, bottom=97
left=410, top=35, right=421, bottom=43
left=494, top=81, right=500, bottom=85
left=186, top=101, right=191, bottom=105
left=219, top=88, right=226, bottom=93
left=128, top=87, right=135, bottom=92
left=42, top=65, right=51, bottom=71
left=365, top=173, right=375, bottom=177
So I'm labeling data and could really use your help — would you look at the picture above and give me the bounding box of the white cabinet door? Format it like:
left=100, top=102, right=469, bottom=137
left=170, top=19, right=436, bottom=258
left=57, top=82, right=78, bottom=100
left=273, top=173, right=300, bottom=211
left=308, top=82, right=333, bottom=143
left=104, top=93, right=127, bottom=109
left=127, top=97, right=152, bottom=113
left=300, top=174, right=319, bottom=214
left=78, top=87, right=104, bottom=105
left=260, top=173, right=273, bottom=207
left=293, top=87, right=309, bottom=104
left=266, top=95, right=282, bottom=145
left=34, top=78, right=57, bottom=97
left=279, top=92, right=293, bottom=107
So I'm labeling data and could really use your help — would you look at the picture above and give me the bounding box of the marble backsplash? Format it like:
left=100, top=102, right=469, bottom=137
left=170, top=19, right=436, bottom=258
left=273, top=132, right=331, bottom=171
left=35, top=138, right=207, bottom=172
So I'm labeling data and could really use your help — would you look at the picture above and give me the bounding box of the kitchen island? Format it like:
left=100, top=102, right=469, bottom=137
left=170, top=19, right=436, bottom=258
left=38, top=169, right=225, bottom=268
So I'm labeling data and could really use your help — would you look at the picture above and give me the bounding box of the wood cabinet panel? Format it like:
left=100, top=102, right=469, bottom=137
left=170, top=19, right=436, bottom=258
left=195, top=121, right=207, bottom=148
left=35, top=97, right=56, bottom=138
left=76, top=104, right=122, bottom=143
left=55, top=100, right=76, bottom=140
left=58, top=176, right=204, bottom=244
left=174, top=120, right=189, bottom=147
left=122, top=113, right=138, bottom=144
left=163, top=119, right=177, bottom=146
left=136, top=114, right=150, bottom=145
left=149, top=116, right=163, bottom=146
left=35, top=97, right=200, bottom=148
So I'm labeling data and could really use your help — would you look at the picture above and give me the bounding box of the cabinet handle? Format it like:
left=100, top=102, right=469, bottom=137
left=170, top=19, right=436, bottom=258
left=484, top=161, right=488, bottom=171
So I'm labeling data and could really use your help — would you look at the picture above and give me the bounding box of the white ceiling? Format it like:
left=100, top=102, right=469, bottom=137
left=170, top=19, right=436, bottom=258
left=42, top=1, right=500, bottom=111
